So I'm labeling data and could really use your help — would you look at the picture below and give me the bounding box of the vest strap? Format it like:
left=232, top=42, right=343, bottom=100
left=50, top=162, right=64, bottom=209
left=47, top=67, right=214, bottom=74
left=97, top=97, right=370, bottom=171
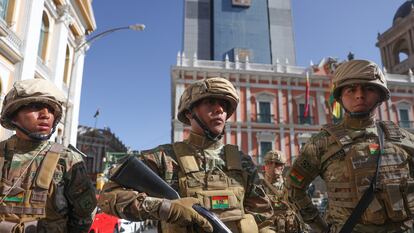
left=35, top=143, right=63, bottom=189
left=224, top=145, right=241, bottom=171
left=173, top=142, right=200, bottom=174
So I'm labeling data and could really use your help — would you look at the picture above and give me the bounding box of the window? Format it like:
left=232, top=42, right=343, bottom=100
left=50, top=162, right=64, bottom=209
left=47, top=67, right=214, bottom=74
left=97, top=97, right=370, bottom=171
left=255, top=92, right=275, bottom=123
left=299, top=103, right=312, bottom=124
left=37, top=11, right=49, bottom=60
left=259, top=141, right=272, bottom=164
left=63, top=45, right=72, bottom=85
left=399, top=109, right=410, bottom=128
left=258, top=101, right=272, bottom=123
left=232, top=0, right=251, bottom=7
left=233, top=48, right=252, bottom=62
left=397, top=102, right=412, bottom=128
left=0, top=0, right=8, bottom=20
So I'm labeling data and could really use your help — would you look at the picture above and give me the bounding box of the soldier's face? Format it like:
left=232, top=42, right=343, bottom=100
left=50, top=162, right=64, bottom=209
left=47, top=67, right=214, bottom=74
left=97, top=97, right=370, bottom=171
left=340, top=84, right=381, bottom=113
left=13, top=103, right=55, bottom=140
left=188, top=98, right=228, bottom=135
left=265, top=162, right=284, bottom=181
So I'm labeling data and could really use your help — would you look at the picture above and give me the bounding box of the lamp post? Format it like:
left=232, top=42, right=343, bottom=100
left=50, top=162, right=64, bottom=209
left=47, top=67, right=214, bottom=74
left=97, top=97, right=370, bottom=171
left=62, top=23, right=145, bottom=146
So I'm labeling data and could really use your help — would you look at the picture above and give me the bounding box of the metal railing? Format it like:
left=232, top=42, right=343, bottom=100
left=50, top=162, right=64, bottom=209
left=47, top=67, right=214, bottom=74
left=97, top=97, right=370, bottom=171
left=398, top=121, right=414, bottom=129
left=256, top=114, right=274, bottom=123
left=298, top=116, right=314, bottom=125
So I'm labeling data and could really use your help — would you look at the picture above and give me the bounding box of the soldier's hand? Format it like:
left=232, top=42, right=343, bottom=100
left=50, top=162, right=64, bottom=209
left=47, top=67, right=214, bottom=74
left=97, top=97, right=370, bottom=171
left=159, top=197, right=213, bottom=232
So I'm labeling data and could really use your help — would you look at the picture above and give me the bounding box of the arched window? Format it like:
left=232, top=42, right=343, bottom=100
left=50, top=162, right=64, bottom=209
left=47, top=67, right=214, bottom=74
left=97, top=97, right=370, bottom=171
left=0, top=0, right=9, bottom=20
left=63, top=45, right=72, bottom=85
left=37, top=11, right=49, bottom=60
left=393, top=39, right=409, bottom=64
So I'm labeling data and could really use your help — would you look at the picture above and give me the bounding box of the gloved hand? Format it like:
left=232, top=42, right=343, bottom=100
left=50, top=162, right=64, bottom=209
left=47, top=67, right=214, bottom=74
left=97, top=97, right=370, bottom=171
left=159, top=197, right=213, bottom=232
left=308, top=215, right=329, bottom=233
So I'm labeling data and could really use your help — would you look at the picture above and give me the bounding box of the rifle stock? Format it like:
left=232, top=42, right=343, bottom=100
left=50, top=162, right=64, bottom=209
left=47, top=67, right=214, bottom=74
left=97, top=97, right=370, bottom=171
left=110, top=156, right=232, bottom=233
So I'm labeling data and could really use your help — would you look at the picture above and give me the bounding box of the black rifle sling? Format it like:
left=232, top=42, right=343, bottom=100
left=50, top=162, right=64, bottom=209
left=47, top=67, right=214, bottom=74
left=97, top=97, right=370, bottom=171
left=339, top=122, right=384, bottom=233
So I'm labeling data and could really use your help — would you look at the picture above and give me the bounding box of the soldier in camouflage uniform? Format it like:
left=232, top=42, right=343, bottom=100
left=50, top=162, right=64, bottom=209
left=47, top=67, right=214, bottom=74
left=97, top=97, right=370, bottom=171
left=259, top=150, right=305, bottom=233
left=0, top=79, right=96, bottom=233
left=98, top=77, right=273, bottom=233
left=287, top=59, right=414, bottom=233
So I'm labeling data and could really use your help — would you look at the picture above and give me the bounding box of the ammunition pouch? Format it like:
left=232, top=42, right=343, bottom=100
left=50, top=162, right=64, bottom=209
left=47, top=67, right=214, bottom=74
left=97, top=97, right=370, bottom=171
left=0, top=220, right=37, bottom=233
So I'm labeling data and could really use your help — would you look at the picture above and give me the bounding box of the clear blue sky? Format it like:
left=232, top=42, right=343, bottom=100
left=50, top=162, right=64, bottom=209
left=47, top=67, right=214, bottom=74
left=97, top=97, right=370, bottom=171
left=79, top=0, right=406, bottom=151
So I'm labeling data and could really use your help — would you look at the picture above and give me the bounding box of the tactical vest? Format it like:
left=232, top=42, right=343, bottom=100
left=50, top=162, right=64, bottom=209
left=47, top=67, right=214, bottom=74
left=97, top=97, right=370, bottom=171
left=262, top=179, right=302, bottom=233
left=0, top=141, right=62, bottom=226
left=161, top=142, right=258, bottom=233
left=322, top=121, right=414, bottom=225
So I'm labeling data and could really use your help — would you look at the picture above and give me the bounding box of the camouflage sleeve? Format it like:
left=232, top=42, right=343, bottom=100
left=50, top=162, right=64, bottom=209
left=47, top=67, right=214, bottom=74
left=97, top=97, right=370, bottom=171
left=286, top=131, right=329, bottom=232
left=98, top=145, right=177, bottom=221
left=240, top=152, right=274, bottom=224
left=63, top=153, right=97, bottom=233
left=400, top=128, right=414, bottom=177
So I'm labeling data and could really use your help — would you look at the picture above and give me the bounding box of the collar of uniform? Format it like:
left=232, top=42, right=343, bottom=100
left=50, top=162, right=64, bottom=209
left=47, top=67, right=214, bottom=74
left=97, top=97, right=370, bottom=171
left=9, top=135, right=47, bottom=153
left=187, top=131, right=223, bottom=149
left=343, top=113, right=376, bottom=129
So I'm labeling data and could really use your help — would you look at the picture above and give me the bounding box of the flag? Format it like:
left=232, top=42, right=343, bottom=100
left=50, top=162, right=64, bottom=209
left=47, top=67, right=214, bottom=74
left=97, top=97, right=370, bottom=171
left=304, top=71, right=310, bottom=117
left=332, top=101, right=342, bottom=119
left=329, top=82, right=342, bottom=120
left=93, top=109, right=100, bottom=118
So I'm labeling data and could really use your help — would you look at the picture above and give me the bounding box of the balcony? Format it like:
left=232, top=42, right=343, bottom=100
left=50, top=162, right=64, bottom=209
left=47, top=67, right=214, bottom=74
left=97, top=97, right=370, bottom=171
left=256, top=113, right=274, bottom=123
left=398, top=121, right=414, bottom=129
left=298, top=116, right=314, bottom=125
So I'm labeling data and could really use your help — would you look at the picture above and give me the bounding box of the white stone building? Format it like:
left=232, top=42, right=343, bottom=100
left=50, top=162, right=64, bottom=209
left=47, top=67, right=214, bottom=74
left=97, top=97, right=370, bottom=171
left=0, top=0, right=96, bottom=145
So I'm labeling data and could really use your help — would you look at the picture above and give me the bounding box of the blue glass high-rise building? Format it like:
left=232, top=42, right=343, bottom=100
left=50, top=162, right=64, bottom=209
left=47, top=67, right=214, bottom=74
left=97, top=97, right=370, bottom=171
left=183, top=0, right=296, bottom=65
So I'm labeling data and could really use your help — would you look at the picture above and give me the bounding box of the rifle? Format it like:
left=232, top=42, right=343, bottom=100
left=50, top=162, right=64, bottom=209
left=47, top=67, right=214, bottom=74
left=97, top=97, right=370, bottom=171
left=110, top=155, right=232, bottom=233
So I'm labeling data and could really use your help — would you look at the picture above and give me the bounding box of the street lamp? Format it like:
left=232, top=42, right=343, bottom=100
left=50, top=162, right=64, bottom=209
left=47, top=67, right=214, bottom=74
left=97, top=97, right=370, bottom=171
left=62, top=23, right=145, bottom=146
left=75, top=24, right=145, bottom=52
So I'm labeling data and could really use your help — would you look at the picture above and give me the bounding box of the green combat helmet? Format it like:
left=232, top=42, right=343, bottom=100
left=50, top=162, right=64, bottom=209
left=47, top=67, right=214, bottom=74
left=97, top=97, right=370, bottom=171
left=0, top=79, right=65, bottom=140
left=332, top=59, right=390, bottom=103
left=264, top=150, right=286, bottom=164
left=177, top=77, right=239, bottom=141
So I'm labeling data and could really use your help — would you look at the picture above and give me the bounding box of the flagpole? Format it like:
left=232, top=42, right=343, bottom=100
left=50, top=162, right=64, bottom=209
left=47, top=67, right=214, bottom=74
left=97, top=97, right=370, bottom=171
left=93, top=108, right=100, bottom=129
left=94, top=116, right=98, bottom=129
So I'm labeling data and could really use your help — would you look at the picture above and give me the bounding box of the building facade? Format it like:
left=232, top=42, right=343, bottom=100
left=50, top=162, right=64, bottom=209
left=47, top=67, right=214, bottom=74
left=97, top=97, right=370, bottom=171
left=377, top=0, right=414, bottom=75
left=174, top=0, right=414, bottom=165
left=183, top=0, right=296, bottom=64
left=0, top=0, right=96, bottom=145
left=77, top=125, right=128, bottom=184
left=171, top=57, right=414, bottom=165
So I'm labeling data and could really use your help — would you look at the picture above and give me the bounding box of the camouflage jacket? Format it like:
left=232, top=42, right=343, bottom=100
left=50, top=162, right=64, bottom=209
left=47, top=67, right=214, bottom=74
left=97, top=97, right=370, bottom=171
left=260, top=176, right=306, bottom=233
left=98, top=132, right=273, bottom=230
left=0, top=135, right=96, bottom=233
left=286, top=115, right=414, bottom=233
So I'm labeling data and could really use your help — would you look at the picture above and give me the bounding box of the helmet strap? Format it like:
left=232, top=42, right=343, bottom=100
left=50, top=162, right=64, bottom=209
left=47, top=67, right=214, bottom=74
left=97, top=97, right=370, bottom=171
left=10, top=120, right=56, bottom=141
left=343, top=101, right=381, bottom=119
left=191, top=112, right=223, bottom=142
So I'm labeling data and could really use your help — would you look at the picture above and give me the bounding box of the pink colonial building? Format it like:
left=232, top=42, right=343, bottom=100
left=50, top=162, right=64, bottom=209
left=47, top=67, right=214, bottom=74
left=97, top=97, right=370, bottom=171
left=171, top=55, right=414, bottom=165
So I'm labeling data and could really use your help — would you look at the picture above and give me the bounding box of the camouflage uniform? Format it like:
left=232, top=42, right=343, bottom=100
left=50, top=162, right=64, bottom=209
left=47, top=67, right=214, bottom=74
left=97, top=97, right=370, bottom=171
left=287, top=60, right=414, bottom=233
left=259, top=151, right=305, bottom=233
left=99, top=77, right=273, bottom=233
left=0, top=79, right=96, bottom=233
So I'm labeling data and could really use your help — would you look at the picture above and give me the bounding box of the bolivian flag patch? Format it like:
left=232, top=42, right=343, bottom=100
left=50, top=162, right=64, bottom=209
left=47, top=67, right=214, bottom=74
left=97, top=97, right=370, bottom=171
left=369, top=144, right=379, bottom=155
left=211, top=196, right=229, bottom=209
left=290, top=169, right=305, bottom=185
left=4, top=193, right=24, bottom=202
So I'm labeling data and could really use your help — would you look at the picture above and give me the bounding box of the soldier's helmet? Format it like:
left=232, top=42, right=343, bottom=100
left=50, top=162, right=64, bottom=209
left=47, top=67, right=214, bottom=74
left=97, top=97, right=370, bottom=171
left=177, top=77, right=239, bottom=125
left=264, top=150, right=286, bottom=164
left=332, top=59, right=390, bottom=103
left=1, top=79, right=65, bottom=130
